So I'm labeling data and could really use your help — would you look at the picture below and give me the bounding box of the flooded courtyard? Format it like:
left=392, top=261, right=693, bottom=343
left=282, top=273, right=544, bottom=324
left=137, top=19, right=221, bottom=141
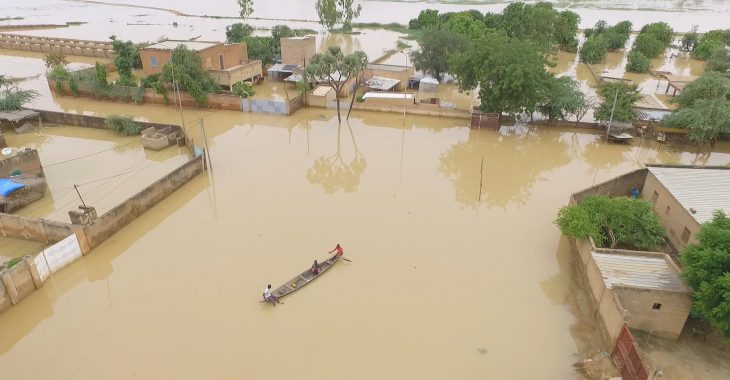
left=2, top=1, right=730, bottom=379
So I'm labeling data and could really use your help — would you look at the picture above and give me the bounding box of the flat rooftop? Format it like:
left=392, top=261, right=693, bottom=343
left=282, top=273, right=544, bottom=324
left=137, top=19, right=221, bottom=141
left=143, top=40, right=219, bottom=52
left=593, top=252, right=688, bottom=292
left=648, top=166, right=730, bottom=224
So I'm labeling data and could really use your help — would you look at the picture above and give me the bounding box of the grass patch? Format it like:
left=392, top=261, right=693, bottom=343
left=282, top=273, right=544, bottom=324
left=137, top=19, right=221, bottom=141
left=105, top=114, right=141, bottom=136
left=4, top=257, right=22, bottom=270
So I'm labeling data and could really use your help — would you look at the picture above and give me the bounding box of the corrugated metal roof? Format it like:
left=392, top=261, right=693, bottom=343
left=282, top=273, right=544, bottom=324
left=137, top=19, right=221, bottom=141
left=144, top=40, right=218, bottom=51
left=365, top=76, right=400, bottom=91
left=648, top=166, right=730, bottom=224
left=593, top=252, right=688, bottom=292
left=310, top=85, right=333, bottom=97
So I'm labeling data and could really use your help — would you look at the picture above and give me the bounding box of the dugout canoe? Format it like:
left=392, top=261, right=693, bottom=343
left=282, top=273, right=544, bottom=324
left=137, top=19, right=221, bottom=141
left=264, top=255, right=340, bottom=300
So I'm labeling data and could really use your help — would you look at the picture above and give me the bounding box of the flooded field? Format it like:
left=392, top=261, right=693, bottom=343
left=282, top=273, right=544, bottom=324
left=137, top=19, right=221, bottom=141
left=1, top=95, right=730, bottom=378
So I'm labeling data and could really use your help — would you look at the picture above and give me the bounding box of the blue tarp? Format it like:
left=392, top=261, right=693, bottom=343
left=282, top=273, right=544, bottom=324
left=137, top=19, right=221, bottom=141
left=0, top=178, right=25, bottom=197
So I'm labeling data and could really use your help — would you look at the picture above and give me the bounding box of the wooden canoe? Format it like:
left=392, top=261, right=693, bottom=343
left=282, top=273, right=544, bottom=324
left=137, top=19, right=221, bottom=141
left=265, top=255, right=340, bottom=300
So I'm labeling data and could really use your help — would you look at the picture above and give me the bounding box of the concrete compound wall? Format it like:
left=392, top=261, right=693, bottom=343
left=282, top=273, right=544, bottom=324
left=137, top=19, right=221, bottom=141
left=0, top=33, right=115, bottom=58
left=0, top=148, right=45, bottom=178
left=571, top=168, right=648, bottom=204
left=242, top=98, right=289, bottom=115
left=0, top=213, right=75, bottom=243
left=79, top=154, right=203, bottom=250
left=320, top=99, right=472, bottom=119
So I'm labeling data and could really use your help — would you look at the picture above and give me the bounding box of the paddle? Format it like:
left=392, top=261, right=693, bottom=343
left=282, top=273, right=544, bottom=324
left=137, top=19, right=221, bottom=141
left=329, top=253, right=352, bottom=262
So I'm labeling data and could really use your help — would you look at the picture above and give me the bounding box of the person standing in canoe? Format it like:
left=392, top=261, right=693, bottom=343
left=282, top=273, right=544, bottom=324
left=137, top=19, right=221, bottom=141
left=263, top=284, right=281, bottom=305
left=329, top=243, right=344, bottom=258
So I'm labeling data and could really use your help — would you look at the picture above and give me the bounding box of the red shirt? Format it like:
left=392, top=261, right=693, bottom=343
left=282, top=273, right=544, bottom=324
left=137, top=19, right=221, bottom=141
left=331, top=245, right=344, bottom=256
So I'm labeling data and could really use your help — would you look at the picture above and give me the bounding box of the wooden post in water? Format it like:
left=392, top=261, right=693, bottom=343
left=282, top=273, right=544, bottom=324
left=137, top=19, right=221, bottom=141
left=478, top=154, right=484, bottom=202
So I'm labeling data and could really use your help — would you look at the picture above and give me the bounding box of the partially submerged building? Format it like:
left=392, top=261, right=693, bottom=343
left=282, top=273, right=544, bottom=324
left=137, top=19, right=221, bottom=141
left=139, top=40, right=263, bottom=90
left=280, top=36, right=316, bottom=66
left=362, top=64, right=414, bottom=92
left=0, top=148, right=47, bottom=213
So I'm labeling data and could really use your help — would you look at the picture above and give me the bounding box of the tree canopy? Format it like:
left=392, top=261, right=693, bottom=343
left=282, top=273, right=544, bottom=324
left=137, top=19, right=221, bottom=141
left=410, top=28, right=468, bottom=81
left=303, top=47, right=367, bottom=122
left=0, top=75, right=39, bottom=111
left=680, top=211, right=730, bottom=342
left=625, top=50, right=651, bottom=73
left=662, top=71, right=730, bottom=145
left=538, top=76, right=586, bottom=122
left=237, top=0, right=254, bottom=20
left=161, top=45, right=220, bottom=105
left=110, top=37, right=141, bottom=86
left=593, top=82, right=642, bottom=123
left=691, top=29, right=729, bottom=61
left=225, top=23, right=254, bottom=43
left=584, top=20, right=632, bottom=51
left=579, top=35, right=608, bottom=64
left=630, top=22, right=674, bottom=59
left=555, top=195, right=665, bottom=250
left=450, top=30, right=551, bottom=114
left=315, top=0, right=362, bottom=31
left=706, top=47, right=730, bottom=73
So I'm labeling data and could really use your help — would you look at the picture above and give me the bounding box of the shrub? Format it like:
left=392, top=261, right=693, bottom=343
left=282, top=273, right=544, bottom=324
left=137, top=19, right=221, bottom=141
left=132, top=84, right=144, bottom=104
left=632, top=33, right=665, bottom=58
left=356, top=94, right=365, bottom=103
left=639, top=22, right=674, bottom=45
left=94, top=63, right=108, bottom=88
left=44, top=52, right=68, bottom=68
left=579, top=35, right=608, bottom=63
left=4, top=257, right=22, bottom=270
left=69, top=76, right=79, bottom=96
left=625, top=51, right=651, bottom=73
left=104, top=114, right=140, bottom=136
left=231, top=81, right=255, bottom=98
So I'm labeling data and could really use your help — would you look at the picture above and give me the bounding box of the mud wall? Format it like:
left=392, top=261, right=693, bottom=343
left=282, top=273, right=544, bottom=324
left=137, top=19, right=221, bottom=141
left=0, top=256, right=43, bottom=314
left=0, top=213, right=75, bottom=243
left=570, top=168, right=648, bottom=204
left=79, top=154, right=203, bottom=250
left=0, top=148, right=44, bottom=178
left=0, top=33, right=115, bottom=58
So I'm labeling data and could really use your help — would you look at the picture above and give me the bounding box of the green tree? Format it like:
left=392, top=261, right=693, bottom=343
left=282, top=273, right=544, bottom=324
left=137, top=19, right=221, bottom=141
left=640, top=22, right=674, bottom=45
left=680, top=211, right=730, bottom=341
left=554, top=10, right=580, bottom=52
left=161, top=45, right=221, bottom=106
left=408, top=9, right=439, bottom=30
left=584, top=20, right=631, bottom=51
left=0, top=75, right=39, bottom=111
left=271, top=25, right=295, bottom=54
left=225, top=23, right=254, bottom=43
left=44, top=52, right=68, bottom=68
left=442, top=12, right=487, bottom=39
left=303, top=47, right=367, bottom=122
left=579, top=35, right=608, bottom=63
left=450, top=30, right=551, bottom=114
left=662, top=71, right=730, bottom=146
left=410, top=28, right=468, bottom=81
left=316, top=0, right=338, bottom=30
left=231, top=81, right=255, bottom=98
left=501, top=2, right=559, bottom=49
left=625, top=51, right=651, bottom=73
left=345, top=50, right=368, bottom=119
left=243, top=36, right=275, bottom=65
left=94, top=62, right=108, bottom=88
left=681, top=25, right=700, bottom=52
left=237, top=0, right=254, bottom=20
left=594, top=82, right=642, bottom=123
left=538, top=76, right=586, bottom=122
left=632, top=33, right=665, bottom=58
left=555, top=195, right=665, bottom=250
left=110, top=37, right=140, bottom=86
left=336, top=0, right=362, bottom=31
left=692, top=30, right=728, bottom=60
left=706, top=47, right=730, bottom=73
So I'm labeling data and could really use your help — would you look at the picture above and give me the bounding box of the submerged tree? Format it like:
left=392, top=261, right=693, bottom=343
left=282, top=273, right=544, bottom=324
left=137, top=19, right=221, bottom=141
left=225, top=23, right=254, bottom=43
left=410, top=28, right=468, bottom=81
left=237, top=0, right=254, bottom=20
left=0, top=75, right=39, bottom=111
left=315, top=0, right=362, bottom=31
left=110, top=37, right=141, bottom=86
left=680, top=211, right=730, bottom=342
left=538, top=76, right=586, bottom=123
left=161, top=45, right=221, bottom=106
left=706, top=47, right=730, bottom=73
left=593, top=82, right=642, bottom=123
left=345, top=50, right=368, bottom=120
left=555, top=195, right=665, bottom=250
left=303, top=46, right=367, bottom=122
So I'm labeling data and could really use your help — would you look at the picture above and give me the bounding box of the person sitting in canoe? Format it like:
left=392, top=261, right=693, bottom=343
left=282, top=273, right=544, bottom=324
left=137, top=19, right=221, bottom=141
left=263, top=284, right=281, bottom=305
left=311, top=260, right=321, bottom=275
left=328, top=243, right=344, bottom=258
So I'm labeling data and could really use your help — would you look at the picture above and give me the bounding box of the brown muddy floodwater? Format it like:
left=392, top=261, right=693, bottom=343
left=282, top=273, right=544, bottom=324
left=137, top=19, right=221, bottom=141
left=1, top=96, right=730, bottom=378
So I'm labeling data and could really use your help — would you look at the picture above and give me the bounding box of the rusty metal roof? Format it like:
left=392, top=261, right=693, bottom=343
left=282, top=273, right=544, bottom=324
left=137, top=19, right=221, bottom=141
left=648, top=166, right=730, bottom=224
left=593, top=252, right=688, bottom=292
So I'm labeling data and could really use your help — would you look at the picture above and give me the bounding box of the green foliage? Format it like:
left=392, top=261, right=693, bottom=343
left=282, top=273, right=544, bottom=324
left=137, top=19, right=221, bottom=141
left=68, top=76, right=79, bottom=96
left=554, top=10, right=580, bottom=52
left=110, top=37, right=141, bottom=84
left=104, top=114, right=140, bottom=136
left=639, top=22, right=674, bottom=46
left=296, top=77, right=312, bottom=96
left=160, top=45, right=220, bottom=106
left=0, top=75, right=40, bottom=111
left=140, top=73, right=161, bottom=88
left=231, top=81, right=255, bottom=98
left=408, top=9, right=439, bottom=30
left=555, top=195, right=665, bottom=250
left=662, top=71, right=730, bottom=145
left=632, top=33, right=665, bottom=58
left=594, top=82, right=642, bottom=123
left=538, top=76, right=585, bottom=121
left=691, top=30, right=728, bottom=60
left=584, top=20, right=631, bottom=51
left=355, top=94, right=365, bottom=103
left=225, top=23, right=254, bottom=43
left=271, top=25, right=294, bottom=53
left=579, top=35, right=608, bottom=63
left=55, top=79, right=64, bottom=95
left=243, top=36, right=276, bottom=66
left=304, top=47, right=368, bottom=121
left=132, top=84, right=144, bottom=104
left=625, top=51, right=651, bottom=73
left=450, top=30, right=551, bottom=114
left=706, top=47, right=730, bottom=73
left=680, top=211, right=730, bottom=341
left=316, top=0, right=338, bottom=30
left=48, top=65, right=72, bottom=81
left=681, top=25, right=700, bottom=52
left=336, top=0, right=362, bottom=30
left=442, top=12, right=486, bottom=40
left=237, top=0, right=254, bottom=20
left=4, top=257, right=22, bottom=270
left=411, top=28, right=468, bottom=80
left=44, top=52, right=68, bottom=68
left=94, top=62, right=108, bottom=88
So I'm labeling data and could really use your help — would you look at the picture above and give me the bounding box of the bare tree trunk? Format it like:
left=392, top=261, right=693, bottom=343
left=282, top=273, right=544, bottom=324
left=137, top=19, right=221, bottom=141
left=347, top=82, right=359, bottom=120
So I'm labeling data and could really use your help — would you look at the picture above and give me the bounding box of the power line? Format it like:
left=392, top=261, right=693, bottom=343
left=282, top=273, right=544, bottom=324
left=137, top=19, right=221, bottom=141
left=42, top=139, right=142, bottom=168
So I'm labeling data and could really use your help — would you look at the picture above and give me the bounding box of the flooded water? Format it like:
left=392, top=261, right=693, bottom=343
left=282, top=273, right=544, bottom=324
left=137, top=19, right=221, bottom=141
left=0, top=237, right=44, bottom=259
left=1, top=95, right=730, bottom=378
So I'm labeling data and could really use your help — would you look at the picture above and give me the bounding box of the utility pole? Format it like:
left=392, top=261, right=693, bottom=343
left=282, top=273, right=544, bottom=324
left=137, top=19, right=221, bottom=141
left=73, top=184, right=87, bottom=208
left=605, top=88, right=619, bottom=143
left=171, top=64, right=185, bottom=128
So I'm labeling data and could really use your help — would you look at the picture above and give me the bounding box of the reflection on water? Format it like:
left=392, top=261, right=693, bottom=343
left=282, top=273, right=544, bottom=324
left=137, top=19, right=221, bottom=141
left=306, top=122, right=367, bottom=193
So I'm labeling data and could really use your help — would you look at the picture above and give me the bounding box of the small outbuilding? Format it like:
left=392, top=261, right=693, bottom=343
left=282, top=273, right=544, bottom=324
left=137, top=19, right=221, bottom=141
left=418, top=77, right=439, bottom=93
left=308, top=85, right=335, bottom=108
left=365, top=76, right=400, bottom=92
